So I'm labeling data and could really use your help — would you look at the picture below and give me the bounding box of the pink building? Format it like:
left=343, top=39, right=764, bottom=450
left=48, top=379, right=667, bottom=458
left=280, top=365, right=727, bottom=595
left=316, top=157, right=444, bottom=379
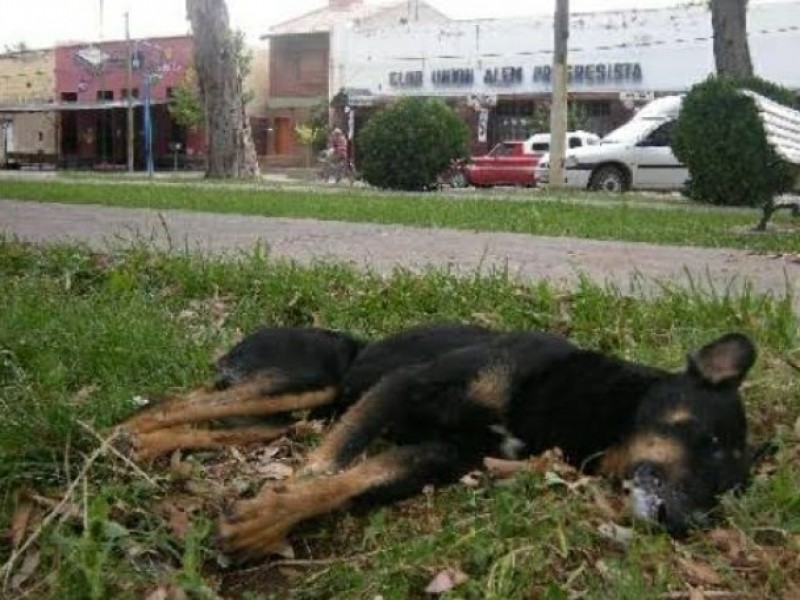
left=54, top=35, right=205, bottom=169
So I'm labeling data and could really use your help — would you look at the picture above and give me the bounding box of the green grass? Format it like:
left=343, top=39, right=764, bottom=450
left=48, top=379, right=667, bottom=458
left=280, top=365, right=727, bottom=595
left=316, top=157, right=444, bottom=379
left=0, top=238, right=798, bottom=599
left=2, top=178, right=799, bottom=253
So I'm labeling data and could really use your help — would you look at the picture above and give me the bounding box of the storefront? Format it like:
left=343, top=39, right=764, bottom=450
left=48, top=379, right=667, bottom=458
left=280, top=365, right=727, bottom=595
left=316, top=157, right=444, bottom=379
left=330, top=2, right=800, bottom=150
left=54, top=36, right=205, bottom=169
left=0, top=48, right=58, bottom=167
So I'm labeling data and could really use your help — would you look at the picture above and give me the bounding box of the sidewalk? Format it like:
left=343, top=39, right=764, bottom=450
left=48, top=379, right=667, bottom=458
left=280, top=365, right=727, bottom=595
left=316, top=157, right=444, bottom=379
left=1, top=198, right=797, bottom=311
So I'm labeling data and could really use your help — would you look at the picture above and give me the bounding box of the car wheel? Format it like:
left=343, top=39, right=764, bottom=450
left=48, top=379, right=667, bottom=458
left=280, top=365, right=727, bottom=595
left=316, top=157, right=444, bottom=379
left=590, top=165, right=627, bottom=193
left=450, top=171, right=468, bottom=188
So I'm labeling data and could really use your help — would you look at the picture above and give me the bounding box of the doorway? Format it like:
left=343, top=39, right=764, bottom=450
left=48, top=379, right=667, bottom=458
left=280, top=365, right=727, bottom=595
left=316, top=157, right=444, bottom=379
left=274, top=117, right=294, bottom=155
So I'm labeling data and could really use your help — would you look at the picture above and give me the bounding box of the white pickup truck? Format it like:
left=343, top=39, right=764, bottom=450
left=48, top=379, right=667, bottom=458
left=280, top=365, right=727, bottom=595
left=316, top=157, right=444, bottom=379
left=535, top=95, right=688, bottom=192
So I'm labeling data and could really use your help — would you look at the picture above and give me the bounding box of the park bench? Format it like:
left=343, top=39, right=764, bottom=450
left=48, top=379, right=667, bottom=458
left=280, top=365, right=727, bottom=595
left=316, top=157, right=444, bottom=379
left=2, top=151, right=58, bottom=170
left=745, top=90, right=800, bottom=216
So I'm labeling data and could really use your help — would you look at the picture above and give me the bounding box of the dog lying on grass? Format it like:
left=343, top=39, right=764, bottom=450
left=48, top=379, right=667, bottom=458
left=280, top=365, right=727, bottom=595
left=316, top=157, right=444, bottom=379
left=119, top=324, right=756, bottom=559
left=121, top=323, right=496, bottom=460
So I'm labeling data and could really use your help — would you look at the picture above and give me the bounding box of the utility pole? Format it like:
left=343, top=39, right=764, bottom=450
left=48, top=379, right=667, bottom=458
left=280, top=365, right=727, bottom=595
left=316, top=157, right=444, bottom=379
left=125, top=12, right=134, bottom=172
left=549, top=0, right=569, bottom=190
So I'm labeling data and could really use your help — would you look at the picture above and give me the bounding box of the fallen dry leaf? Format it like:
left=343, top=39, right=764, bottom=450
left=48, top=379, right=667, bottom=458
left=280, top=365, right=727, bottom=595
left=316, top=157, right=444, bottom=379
left=424, top=568, right=468, bottom=594
left=293, top=419, right=326, bottom=436
left=144, top=585, right=189, bottom=600
left=484, top=448, right=576, bottom=480
left=70, top=384, right=99, bottom=405
left=89, top=252, right=113, bottom=270
left=255, top=462, right=294, bottom=480
left=157, top=500, right=200, bottom=541
left=591, top=488, right=626, bottom=520
left=529, top=448, right=578, bottom=479
left=144, top=586, right=169, bottom=600
left=676, top=556, right=724, bottom=587
left=597, top=521, right=634, bottom=546
left=271, top=539, right=296, bottom=559
left=470, top=312, right=498, bottom=327
left=781, top=580, right=800, bottom=600
left=169, top=454, right=194, bottom=479
left=483, top=456, right=528, bottom=479
left=707, top=528, right=746, bottom=561
left=459, top=470, right=483, bottom=488
left=8, top=499, right=35, bottom=548
left=10, top=550, right=40, bottom=590
left=688, top=586, right=706, bottom=600
left=752, top=527, right=788, bottom=547
left=29, top=492, right=82, bottom=523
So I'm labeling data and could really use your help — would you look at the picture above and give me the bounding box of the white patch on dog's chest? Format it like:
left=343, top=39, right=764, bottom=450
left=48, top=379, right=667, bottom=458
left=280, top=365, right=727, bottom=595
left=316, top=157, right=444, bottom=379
left=489, top=424, right=526, bottom=459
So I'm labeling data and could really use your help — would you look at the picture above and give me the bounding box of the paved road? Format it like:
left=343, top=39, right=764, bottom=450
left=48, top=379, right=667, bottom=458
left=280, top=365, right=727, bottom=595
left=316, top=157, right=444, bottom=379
left=1, top=199, right=797, bottom=310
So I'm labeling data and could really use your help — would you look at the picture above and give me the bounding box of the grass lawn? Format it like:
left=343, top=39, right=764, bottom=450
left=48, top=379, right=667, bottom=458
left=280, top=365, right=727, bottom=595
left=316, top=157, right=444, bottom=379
left=0, top=238, right=798, bottom=599
left=1, top=178, right=799, bottom=254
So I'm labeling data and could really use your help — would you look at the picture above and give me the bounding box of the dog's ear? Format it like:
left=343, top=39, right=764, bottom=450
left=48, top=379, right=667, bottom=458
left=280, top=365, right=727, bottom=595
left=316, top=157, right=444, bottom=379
left=687, top=333, right=756, bottom=387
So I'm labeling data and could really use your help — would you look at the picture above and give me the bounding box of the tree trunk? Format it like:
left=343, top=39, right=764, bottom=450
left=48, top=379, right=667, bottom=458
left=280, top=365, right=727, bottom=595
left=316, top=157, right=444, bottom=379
left=755, top=202, right=773, bottom=231
left=548, top=0, right=569, bottom=190
left=710, top=0, right=754, bottom=79
left=186, top=0, right=260, bottom=179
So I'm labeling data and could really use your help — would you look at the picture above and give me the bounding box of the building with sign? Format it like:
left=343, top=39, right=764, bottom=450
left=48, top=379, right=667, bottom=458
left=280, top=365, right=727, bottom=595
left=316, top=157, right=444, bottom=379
left=330, top=1, right=800, bottom=150
left=261, top=0, right=449, bottom=166
left=0, top=47, right=57, bottom=167
left=53, top=35, right=206, bottom=169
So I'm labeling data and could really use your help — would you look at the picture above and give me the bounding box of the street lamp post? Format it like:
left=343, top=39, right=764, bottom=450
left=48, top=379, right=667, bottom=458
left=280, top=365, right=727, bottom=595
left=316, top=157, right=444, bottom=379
left=125, top=12, right=134, bottom=172
left=143, top=74, right=154, bottom=177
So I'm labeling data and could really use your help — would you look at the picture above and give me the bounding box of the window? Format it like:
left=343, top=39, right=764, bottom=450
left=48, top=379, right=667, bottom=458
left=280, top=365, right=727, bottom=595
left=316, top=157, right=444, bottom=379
left=60, top=92, right=77, bottom=102
left=642, top=121, right=675, bottom=147
left=580, top=101, right=611, bottom=117
left=121, top=88, right=139, bottom=99
left=568, top=137, right=583, bottom=149
left=96, top=90, right=113, bottom=101
left=490, top=143, right=516, bottom=157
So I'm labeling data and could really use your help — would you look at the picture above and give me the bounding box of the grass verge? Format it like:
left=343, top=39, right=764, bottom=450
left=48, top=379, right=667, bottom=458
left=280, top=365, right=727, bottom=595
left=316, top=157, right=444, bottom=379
left=1, top=178, right=799, bottom=253
left=0, top=238, right=798, bottom=599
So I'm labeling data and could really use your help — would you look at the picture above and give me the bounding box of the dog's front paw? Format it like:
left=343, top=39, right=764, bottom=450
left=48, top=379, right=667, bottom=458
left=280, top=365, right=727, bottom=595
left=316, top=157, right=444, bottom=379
left=217, top=487, right=298, bottom=559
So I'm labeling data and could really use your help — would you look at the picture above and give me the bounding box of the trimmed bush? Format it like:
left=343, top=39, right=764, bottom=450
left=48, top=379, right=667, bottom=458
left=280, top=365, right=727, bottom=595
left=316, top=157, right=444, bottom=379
left=356, top=97, right=470, bottom=191
left=672, top=75, right=796, bottom=229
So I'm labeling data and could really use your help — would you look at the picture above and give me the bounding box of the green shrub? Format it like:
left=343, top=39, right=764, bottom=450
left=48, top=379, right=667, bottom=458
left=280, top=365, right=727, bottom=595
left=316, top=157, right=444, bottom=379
left=356, top=97, right=469, bottom=191
left=672, top=75, right=797, bottom=229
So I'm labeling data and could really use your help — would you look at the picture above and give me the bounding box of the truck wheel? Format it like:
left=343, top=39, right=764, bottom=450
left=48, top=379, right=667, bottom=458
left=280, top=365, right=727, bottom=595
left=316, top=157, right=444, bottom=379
left=590, top=165, right=627, bottom=193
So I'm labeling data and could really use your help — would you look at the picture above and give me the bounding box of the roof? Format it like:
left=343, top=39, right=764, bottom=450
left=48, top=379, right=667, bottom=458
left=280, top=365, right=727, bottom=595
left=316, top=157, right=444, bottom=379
left=264, top=0, right=446, bottom=37
left=265, top=2, right=383, bottom=37
left=0, top=99, right=169, bottom=113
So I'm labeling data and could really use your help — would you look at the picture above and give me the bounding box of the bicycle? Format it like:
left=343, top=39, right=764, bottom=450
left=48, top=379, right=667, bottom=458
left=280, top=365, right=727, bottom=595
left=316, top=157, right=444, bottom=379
left=316, top=150, right=356, bottom=185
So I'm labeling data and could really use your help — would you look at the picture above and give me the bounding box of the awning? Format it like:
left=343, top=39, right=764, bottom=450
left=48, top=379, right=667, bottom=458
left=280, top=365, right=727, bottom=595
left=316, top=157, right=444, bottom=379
left=0, top=99, right=169, bottom=113
left=266, top=96, right=326, bottom=110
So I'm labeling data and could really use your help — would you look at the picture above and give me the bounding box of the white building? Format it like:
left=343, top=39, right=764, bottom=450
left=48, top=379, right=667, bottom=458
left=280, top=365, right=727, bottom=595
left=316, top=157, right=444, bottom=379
left=330, top=1, right=800, bottom=145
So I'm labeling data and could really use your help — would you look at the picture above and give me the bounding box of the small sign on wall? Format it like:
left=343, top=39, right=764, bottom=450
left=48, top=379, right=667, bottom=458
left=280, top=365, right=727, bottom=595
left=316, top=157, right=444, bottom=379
left=477, top=109, right=489, bottom=143
left=619, top=90, right=655, bottom=109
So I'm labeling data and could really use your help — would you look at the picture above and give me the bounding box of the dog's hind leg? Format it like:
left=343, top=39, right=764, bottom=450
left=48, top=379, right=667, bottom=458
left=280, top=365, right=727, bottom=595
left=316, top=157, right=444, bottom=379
left=218, top=441, right=463, bottom=559
left=299, top=372, right=413, bottom=476
left=126, top=423, right=291, bottom=462
left=120, top=374, right=337, bottom=435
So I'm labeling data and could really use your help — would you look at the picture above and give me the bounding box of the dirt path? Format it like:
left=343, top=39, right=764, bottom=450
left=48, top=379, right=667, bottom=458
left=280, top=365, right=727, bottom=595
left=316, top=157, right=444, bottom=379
left=1, top=199, right=797, bottom=311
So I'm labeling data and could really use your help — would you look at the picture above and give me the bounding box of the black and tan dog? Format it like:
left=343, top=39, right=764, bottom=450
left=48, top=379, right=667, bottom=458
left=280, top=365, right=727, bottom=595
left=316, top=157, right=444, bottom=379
left=212, top=329, right=756, bottom=557
left=120, top=323, right=497, bottom=460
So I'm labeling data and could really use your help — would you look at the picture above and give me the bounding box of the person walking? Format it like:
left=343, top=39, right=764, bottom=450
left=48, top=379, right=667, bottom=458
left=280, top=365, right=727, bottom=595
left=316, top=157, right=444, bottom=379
left=327, top=128, right=350, bottom=183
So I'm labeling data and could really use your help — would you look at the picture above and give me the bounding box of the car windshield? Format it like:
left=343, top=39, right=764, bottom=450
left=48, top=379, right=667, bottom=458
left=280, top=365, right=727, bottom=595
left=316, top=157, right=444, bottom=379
left=602, top=118, right=662, bottom=144
left=489, top=143, right=517, bottom=157
left=531, top=142, right=550, bottom=152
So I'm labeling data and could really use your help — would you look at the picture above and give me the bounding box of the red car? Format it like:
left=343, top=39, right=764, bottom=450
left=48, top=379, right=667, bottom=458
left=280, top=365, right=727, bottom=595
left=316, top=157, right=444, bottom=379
left=464, top=141, right=540, bottom=187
